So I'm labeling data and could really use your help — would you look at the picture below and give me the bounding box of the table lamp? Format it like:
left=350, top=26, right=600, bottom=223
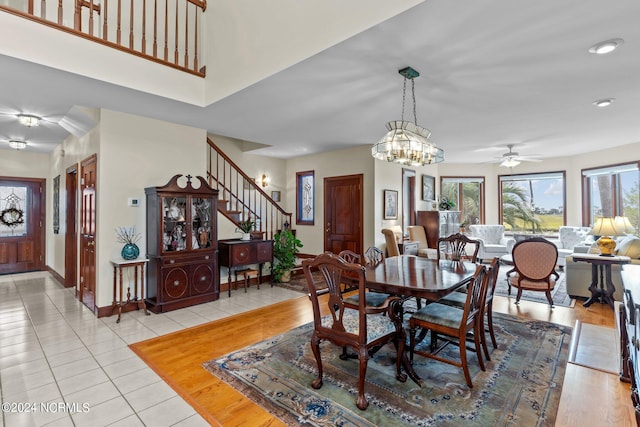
left=588, top=217, right=624, bottom=256
left=614, top=216, right=635, bottom=235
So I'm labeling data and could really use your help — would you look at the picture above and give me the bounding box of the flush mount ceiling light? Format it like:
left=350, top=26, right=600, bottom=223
left=588, top=38, right=624, bottom=55
left=8, top=139, right=27, bottom=150
left=371, top=66, right=444, bottom=166
left=17, top=114, right=42, bottom=127
left=593, top=98, right=615, bottom=107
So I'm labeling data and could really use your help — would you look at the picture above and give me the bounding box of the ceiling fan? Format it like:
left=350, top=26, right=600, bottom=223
left=494, top=144, right=543, bottom=168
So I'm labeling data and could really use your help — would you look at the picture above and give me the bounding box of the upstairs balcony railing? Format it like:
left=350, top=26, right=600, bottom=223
left=207, top=138, right=292, bottom=240
left=1, top=0, right=205, bottom=75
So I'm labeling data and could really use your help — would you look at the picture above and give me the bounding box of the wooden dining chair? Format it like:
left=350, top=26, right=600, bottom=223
left=338, top=249, right=362, bottom=293
left=408, top=264, right=488, bottom=388
left=437, top=233, right=480, bottom=263
left=303, top=252, right=406, bottom=410
left=436, top=257, right=500, bottom=361
left=508, top=237, right=559, bottom=307
left=364, top=246, right=384, bottom=265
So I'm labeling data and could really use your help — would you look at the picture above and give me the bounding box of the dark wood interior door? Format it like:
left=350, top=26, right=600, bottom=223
left=324, top=174, right=363, bottom=255
left=65, top=165, right=78, bottom=288
left=80, top=155, right=97, bottom=311
left=0, top=177, right=45, bottom=274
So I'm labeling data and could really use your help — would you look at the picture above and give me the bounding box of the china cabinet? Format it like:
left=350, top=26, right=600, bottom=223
left=415, top=210, right=461, bottom=249
left=145, top=174, right=219, bottom=313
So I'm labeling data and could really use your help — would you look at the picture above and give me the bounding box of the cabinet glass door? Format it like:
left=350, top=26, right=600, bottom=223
left=192, top=197, right=212, bottom=249
left=163, top=196, right=187, bottom=252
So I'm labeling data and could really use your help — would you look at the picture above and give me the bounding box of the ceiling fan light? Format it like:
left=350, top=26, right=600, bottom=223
left=8, top=140, right=27, bottom=150
left=500, top=158, right=520, bottom=168
left=17, top=114, right=42, bottom=127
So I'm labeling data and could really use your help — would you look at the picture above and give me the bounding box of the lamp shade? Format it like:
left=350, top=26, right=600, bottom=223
left=588, top=217, right=624, bottom=237
left=614, top=216, right=635, bottom=234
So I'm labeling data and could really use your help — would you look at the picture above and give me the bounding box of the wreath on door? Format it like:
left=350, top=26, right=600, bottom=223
left=0, top=207, right=25, bottom=228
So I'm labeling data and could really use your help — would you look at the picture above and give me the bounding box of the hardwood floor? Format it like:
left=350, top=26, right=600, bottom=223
left=131, top=294, right=637, bottom=426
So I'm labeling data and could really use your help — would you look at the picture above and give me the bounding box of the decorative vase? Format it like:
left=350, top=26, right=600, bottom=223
left=121, top=243, right=140, bottom=260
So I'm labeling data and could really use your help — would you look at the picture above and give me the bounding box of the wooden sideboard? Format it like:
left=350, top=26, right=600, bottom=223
left=416, top=210, right=461, bottom=249
left=619, top=264, right=640, bottom=424
left=219, top=239, right=273, bottom=296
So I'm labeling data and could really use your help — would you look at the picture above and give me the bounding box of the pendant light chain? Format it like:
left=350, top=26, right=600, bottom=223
left=411, top=78, right=418, bottom=125
left=401, top=77, right=407, bottom=122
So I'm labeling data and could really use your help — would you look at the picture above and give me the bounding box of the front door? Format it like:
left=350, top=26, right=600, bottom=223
left=324, top=174, right=363, bottom=255
left=80, top=155, right=97, bottom=311
left=0, top=177, right=45, bottom=274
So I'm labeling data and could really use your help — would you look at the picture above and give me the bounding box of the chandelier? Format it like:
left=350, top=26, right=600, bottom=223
left=372, top=67, right=444, bottom=166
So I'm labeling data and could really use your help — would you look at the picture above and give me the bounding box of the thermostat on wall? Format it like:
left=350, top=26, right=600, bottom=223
left=128, top=198, right=140, bottom=207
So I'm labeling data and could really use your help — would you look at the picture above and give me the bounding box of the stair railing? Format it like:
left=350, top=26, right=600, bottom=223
left=206, top=138, right=292, bottom=240
left=1, top=0, right=205, bottom=75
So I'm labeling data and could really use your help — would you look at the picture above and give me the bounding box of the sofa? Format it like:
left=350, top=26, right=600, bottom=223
left=468, top=224, right=515, bottom=262
left=555, top=226, right=594, bottom=268
left=565, top=234, right=640, bottom=300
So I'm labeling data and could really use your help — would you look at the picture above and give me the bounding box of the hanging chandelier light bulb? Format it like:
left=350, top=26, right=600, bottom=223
left=372, top=67, right=444, bottom=166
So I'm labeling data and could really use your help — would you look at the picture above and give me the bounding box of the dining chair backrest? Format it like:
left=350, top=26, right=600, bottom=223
left=464, top=264, right=489, bottom=323
left=364, top=246, right=384, bottom=265
left=485, top=257, right=501, bottom=306
left=511, top=237, right=558, bottom=280
left=338, top=249, right=362, bottom=265
left=437, top=233, right=480, bottom=262
left=303, top=253, right=367, bottom=339
left=381, top=229, right=401, bottom=257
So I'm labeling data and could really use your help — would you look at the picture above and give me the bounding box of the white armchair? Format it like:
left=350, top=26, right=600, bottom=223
left=468, top=224, right=515, bottom=262
left=556, top=226, right=593, bottom=268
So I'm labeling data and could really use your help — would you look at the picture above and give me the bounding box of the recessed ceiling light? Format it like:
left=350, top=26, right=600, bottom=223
left=588, top=38, right=624, bottom=54
left=8, top=140, right=27, bottom=150
left=593, top=98, right=615, bottom=107
left=17, top=114, right=41, bottom=127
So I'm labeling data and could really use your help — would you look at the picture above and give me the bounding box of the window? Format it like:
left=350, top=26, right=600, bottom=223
left=499, top=171, right=565, bottom=235
left=440, top=177, right=485, bottom=226
left=582, top=162, right=639, bottom=233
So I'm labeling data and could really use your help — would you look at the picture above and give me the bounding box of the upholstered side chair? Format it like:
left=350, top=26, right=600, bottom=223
left=407, top=225, right=438, bottom=258
left=508, top=237, right=559, bottom=307
left=381, top=228, right=401, bottom=257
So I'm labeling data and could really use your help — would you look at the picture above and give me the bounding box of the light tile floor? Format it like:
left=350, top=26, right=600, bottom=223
left=0, top=271, right=303, bottom=426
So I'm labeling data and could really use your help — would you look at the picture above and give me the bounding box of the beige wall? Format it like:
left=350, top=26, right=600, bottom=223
left=284, top=145, right=375, bottom=254
left=438, top=140, right=640, bottom=227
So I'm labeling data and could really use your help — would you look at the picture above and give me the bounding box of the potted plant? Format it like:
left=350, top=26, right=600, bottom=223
left=439, top=196, right=455, bottom=211
left=459, top=221, right=467, bottom=233
left=236, top=218, right=255, bottom=240
left=272, top=228, right=303, bottom=282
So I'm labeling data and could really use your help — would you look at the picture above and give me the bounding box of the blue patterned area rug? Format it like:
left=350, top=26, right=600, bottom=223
left=203, top=313, right=570, bottom=426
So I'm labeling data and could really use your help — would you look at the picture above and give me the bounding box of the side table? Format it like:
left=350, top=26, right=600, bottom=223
left=110, top=258, right=150, bottom=322
left=570, top=253, right=630, bottom=309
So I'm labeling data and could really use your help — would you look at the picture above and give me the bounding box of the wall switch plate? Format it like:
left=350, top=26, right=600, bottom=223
left=128, top=198, right=140, bottom=207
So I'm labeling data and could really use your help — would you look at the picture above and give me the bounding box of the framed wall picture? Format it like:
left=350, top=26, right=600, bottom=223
left=422, top=174, right=435, bottom=202
left=296, top=170, right=314, bottom=225
left=271, top=190, right=281, bottom=202
left=383, top=189, right=398, bottom=220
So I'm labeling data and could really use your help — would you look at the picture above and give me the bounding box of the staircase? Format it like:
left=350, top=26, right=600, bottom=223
left=206, top=138, right=292, bottom=239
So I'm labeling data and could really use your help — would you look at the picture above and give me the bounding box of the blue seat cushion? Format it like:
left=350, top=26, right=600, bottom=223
left=343, top=292, right=391, bottom=308
left=411, top=303, right=463, bottom=329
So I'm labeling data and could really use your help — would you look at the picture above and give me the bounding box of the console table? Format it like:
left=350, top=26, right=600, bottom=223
left=571, top=253, right=630, bottom=309
left=110, top=258, right=150, bottom=323
left=219, top=239, right=273, bottom=297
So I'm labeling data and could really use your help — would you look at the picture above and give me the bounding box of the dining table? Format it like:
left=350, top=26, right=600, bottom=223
left=364, top=255, right=479, bottom=386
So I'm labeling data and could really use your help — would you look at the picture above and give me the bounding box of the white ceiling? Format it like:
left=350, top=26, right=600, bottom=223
left=2, top=0, right=640, bottom=164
